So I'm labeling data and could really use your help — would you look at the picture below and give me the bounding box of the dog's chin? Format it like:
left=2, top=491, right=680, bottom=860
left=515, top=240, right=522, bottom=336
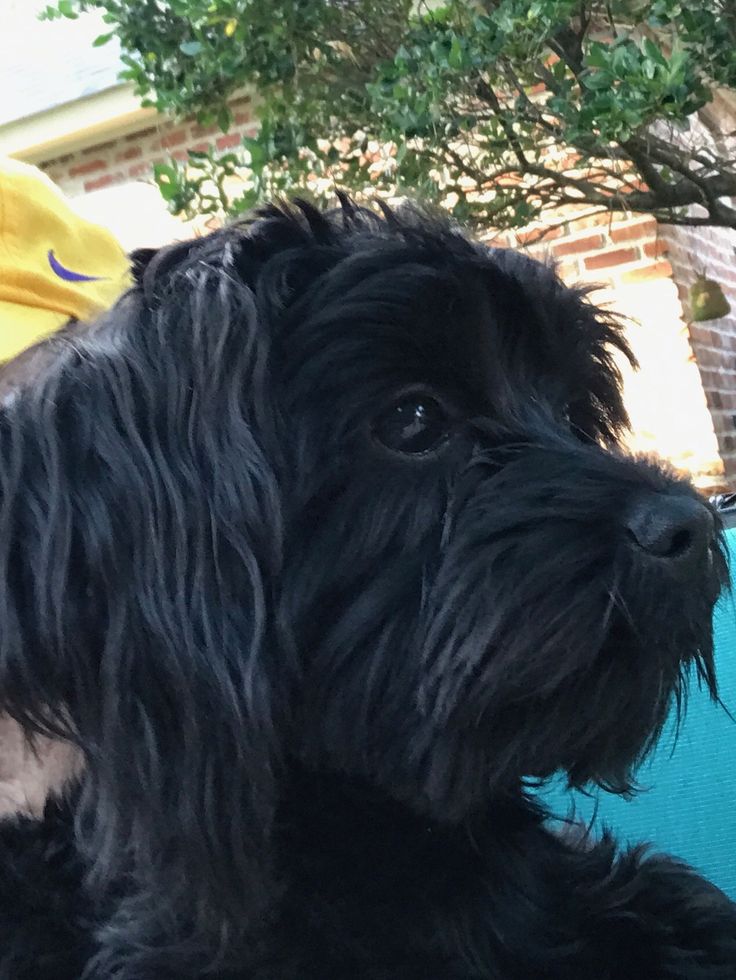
left=443, top=606, right=717, bottom=812
left=530, top=624, right=716, bottom=796
left=295, top=528, right=725, bottom=827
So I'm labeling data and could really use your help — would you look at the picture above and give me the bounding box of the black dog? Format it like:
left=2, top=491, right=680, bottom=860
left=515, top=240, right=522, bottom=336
left=0, top=199, right=734, bottom=979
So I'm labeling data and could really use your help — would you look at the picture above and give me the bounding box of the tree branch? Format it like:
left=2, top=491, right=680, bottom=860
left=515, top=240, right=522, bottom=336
left=475, top=80, right=530, bottom=170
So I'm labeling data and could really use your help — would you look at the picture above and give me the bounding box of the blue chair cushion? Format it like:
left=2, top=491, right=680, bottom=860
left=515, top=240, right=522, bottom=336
left=538, top=529, right=736, bottom=897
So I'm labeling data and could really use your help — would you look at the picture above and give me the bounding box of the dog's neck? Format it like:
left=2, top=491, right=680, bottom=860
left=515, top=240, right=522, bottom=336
left=277, top=762, right=541, bottom=870
left=262, top=763, right=564, bottom=976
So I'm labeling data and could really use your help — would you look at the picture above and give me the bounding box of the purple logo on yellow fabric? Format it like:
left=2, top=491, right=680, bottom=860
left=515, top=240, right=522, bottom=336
left=47, top=249, right=105, bottom=283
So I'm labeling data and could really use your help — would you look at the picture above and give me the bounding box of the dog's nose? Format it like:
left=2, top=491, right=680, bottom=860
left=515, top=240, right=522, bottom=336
left=624, top=493, right=714, bottom=565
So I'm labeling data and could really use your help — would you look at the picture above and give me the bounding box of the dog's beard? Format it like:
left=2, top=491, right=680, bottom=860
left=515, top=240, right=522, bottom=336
left=296, top=437, right=726, bottom=824
left=413, top=443, right=726, bottom=814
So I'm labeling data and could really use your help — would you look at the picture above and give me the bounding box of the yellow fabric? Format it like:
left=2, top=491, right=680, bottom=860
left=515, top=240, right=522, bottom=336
left=0, top=158, right=130, bottom=361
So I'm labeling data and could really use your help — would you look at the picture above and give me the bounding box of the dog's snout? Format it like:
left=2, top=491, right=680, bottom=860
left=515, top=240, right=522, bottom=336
left=624, top=493, right=714, bottom=565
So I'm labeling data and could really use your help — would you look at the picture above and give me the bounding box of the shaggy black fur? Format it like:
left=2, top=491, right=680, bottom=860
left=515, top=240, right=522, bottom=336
left=0, top=199, right=733, bottom=979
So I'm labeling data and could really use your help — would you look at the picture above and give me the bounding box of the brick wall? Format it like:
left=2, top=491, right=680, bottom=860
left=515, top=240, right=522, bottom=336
left=39, top=96, right=257, bottom=198
left=36, top=110, right=730, bottom=491
left=658, top=224, right=736, bottom=485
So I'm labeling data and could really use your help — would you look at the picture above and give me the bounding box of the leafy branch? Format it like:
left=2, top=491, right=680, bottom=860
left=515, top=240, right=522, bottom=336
left=41, top=0, right=736, bottom=229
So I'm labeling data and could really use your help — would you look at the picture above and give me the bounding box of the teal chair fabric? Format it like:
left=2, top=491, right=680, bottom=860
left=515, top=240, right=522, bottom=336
left=539, top=529, right=736, bottom=898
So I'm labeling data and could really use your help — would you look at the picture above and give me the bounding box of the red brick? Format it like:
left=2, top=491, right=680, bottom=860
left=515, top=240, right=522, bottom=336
left=688, top=325, right=710, bottom=346
left=126, top=126, right=157, bottom=142
left=494, top=174, right=525, bottom=187
left=69, top=158, right=108, bottom=178
left=486, top=233, right=509, bottom=247
left=191, top=123, right=220, bottom=139
left=584, top=246, right=639, bottom=271
left=190, top=142, right=209, bottom=153
left=83, top=172, right=125, bottom=192
left=41, top=153, right=74, bottom=167
left=552, top=233, right=605, bottom=258
left=610, top=218, right=657, bottom=244
left=234, top=111, right=251, bottom=126
left=160, top=129, right=187, bottom=149
left=216, top=132, right=242, bottom=151
left=83, top=140, right=117, bottom=155
left=128, top=162, right=151, bottom=179
left=115, top=146, right=143, bottom=163
left=696, top=347, right=731, bottom=369
left=515, top=225, right=565, bottom=245
left=643, top=239, right=668, bottom=258
left=172, top=150, right=189, bottom=161
left=617, top=260, right=672, bottom=283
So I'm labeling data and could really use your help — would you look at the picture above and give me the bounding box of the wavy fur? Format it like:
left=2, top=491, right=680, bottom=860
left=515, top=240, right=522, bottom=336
left=0, top=199, right=732, bottom=979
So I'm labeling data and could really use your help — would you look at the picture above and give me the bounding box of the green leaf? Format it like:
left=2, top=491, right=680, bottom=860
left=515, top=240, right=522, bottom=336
left=93, top=32, right=114, bottom=47
left=39, top=5, right=62, bottom=21
left=243, top=139, right=266, bottom=168
left=57, top=0, right=78, bottom=18
left=585, top=43, right=609, bottom=70
left=179, top=41, right=204, bottom=57
left=583, top=71, right=613, bottom=90
left=153, top=163, right=180, bottom=201
left=448, top=36, right=464, bottom=69
left=643, top=38, right=667, bottom=68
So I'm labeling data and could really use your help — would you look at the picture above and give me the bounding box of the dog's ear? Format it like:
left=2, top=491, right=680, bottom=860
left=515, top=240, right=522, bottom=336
left=128, top=246, right=158, bottom=285
left=0, top=231, right=282, bottom=964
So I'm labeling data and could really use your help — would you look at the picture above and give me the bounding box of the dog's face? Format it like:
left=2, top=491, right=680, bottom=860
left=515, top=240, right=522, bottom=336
left=221, top=202, right=723, bottom=819
left=0, top=201, right=725, bottom=844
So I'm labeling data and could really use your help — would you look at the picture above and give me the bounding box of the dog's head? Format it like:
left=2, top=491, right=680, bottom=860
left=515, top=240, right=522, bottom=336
left=0, top=199, right=725, bottom=946
left=233, top=201, right=721, bottom=816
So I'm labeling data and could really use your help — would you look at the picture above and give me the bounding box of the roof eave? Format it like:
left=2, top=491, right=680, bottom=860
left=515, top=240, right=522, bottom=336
left=0, top=83, right=159, bottom=163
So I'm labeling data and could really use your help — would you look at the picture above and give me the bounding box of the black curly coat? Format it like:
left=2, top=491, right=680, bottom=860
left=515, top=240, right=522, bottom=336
left=0, top=200, right=733, bottom=979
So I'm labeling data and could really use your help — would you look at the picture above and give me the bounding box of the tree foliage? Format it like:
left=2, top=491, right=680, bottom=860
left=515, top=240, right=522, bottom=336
left=42, top=0, right=736, bottom=230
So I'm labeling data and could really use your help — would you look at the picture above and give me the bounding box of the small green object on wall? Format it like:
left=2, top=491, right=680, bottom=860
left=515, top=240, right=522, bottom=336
left=690, top=275, right=731, bottom=322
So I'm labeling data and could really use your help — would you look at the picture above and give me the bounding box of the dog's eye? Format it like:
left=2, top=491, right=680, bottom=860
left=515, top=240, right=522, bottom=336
left=372, top=393, right=450, bottom=455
